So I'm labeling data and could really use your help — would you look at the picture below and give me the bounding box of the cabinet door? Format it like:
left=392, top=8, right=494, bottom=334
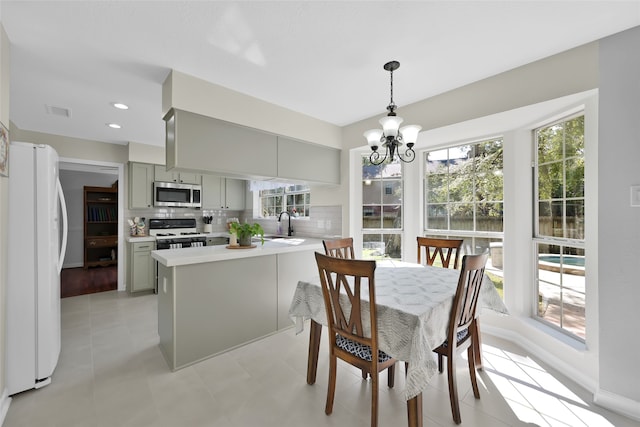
left=277, top=136, right=340, bottom=184
left=224, top=178, right=245, bottom=210
left=178, top=172, right=201, bottom=185
left=129, top=163, right=154, bottom=208
left=202, top=174, right=223, bottom=209
left=154, top=165, right=176, bottom=182
left=131, top=243, right=154, bottom=292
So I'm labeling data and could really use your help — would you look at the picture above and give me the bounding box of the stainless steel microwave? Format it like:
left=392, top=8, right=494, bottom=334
left=153, top=182, right=202, bottom=208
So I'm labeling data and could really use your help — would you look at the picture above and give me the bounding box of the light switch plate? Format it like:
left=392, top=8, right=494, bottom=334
left=631, top=185, right=640, bottom=207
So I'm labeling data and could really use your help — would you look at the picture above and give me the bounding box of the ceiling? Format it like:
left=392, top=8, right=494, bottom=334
left=2, top=1, right=639, bottom=148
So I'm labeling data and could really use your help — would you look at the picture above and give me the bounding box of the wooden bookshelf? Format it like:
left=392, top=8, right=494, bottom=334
left=84, top=185, right=118, bottom=268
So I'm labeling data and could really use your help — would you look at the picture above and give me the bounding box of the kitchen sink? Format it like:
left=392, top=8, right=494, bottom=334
left=258, top=234, right=294, bottom=241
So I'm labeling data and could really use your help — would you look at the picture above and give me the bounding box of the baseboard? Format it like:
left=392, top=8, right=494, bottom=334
left=0, top=387, right=11, bottom=426
left=594, top=389, right=640, bottom=422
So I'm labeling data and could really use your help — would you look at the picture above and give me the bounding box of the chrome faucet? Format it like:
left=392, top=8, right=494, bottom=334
left=278, top=211, right=294, bottom=236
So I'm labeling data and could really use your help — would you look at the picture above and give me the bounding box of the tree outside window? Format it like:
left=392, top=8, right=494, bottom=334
left=424, top=138, right=504, bottom=298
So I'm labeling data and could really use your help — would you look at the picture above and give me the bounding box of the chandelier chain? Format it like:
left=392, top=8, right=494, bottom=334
left=388, top=66, right=396, bottom=114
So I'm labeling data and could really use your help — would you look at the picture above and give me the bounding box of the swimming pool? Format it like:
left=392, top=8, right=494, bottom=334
left=539, top=254, right=585, bottom=267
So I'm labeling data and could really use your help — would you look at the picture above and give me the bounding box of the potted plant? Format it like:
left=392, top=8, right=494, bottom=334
left=229, top=222, right=265, bottom=246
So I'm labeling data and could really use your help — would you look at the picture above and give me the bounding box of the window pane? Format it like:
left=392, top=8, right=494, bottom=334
left=476, top=202, right=503, bottom=232
left=565, top=158, right=584, bottom=198
left=382, top=180, right=402, bottom=204
left=426, top=174, right=447, bottom=203
left=362, top=233, right=402, bottom=260
left=382, top=206, right=401, bottom=229
left=476, top=170, right=503, bottom=202
left=426, top=149, right=449, bottom=173
left=537, top=162, right=563, bottom=199
left=566, top=200, right=585, bottom=239
left=565, top=116, right=584, bottom=158
left=363, top=181, right=381, bottom=204
left=362, top=206, right=381, bottom=228
left=450, top=203, right=474, bottom=231
left=537, top=124, right=563, bottom=164
left=448, top=173, right=473, bottom=203
left=426, top=204, right=447, bottom=230
left=536, top=242, right=585, bottom=340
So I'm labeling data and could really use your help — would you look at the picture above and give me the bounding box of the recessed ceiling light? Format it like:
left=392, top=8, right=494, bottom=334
left=107, top=123, right=122, bottom=129
left=111, top=102, right=129, bottom=110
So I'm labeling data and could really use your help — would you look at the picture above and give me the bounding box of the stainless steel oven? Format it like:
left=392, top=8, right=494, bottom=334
left=149, top=218, right=207, bottom=292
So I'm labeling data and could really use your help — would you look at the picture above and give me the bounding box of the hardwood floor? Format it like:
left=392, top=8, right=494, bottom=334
left=60, top=265, right=117, bottom=298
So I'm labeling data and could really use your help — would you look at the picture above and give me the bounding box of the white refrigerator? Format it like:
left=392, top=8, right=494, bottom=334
left=6, top=142, right=68, bottom=395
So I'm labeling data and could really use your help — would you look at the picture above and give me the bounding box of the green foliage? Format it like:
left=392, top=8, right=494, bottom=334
left=537, top=116, right=584, bottom=201
left=426, top=139, right=504, bottom=223
left=230, top=222, right=264, bottom=244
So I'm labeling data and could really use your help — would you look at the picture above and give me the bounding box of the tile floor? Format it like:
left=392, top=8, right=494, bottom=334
left=4, top=291, right=639, bottom=427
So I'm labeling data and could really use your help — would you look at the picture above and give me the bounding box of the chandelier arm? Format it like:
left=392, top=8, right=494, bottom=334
left=370, top=149, right=387, bottom=166
left=398, top=146, right=416, bottom=163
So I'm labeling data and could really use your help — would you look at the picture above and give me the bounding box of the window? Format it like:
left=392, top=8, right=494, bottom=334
left=259, top=184, right=310, bottom=218
left=534, top=115, right=585, bottom=340
left=362, top=157, right=402, bottom=260
left=424, top=138, right=504, bottom=297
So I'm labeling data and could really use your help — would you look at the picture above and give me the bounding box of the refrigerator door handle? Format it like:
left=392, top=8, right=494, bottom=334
left=56, top=178, right=68, bottom=274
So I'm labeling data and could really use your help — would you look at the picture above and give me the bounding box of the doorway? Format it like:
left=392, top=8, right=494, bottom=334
left=59, top=159, right=124, bottom=297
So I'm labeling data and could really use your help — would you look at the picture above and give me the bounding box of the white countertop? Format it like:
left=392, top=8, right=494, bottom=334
left=151, top=237, right=323, bottom=267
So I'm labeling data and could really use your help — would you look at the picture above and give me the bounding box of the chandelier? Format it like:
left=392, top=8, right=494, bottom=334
left=364, top=61, right=421, bottom=165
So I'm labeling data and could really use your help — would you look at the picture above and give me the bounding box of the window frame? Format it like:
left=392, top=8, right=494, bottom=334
left=258, top=184, right=311, bottom=219
left=361, top=155, right=404, bottom=260
left=532, top=112, right=586, bottom=342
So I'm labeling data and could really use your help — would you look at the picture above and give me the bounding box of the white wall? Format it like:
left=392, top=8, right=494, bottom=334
left=596, top=26, right=640, bottom=412
left=0, top=19, right=10, bottom=426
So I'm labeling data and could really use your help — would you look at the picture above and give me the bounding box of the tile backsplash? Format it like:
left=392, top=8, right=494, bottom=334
left=243, top=205, right=342, bottom=238
left=127, top=205, right=342, bottom=237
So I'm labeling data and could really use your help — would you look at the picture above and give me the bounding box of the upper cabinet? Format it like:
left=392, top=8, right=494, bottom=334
left=129, top=162, right=154, bottom=209
left=154, top=165, right=201, bottom=185
left=202, top=175, right=245, bottom=210
left=277, top=136, right=340, bottom=185
left=165, top=108, right=278, bottom=178
left=164, top=108, right=340, bottom=184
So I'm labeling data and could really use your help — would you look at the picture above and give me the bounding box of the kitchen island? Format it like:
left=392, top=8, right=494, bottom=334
left=152, top=237, right=323, bottom=370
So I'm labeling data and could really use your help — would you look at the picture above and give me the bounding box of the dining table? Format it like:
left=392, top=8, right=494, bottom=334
left=288, top=259, right=508, bottom=427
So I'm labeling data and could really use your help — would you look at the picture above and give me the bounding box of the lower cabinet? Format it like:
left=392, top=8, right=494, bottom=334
left=157, top=249, right=318, bottom=370
left=128, top=241, right=155, bottom=293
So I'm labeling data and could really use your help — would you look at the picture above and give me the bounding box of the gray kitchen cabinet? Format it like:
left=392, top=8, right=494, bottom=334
left=202, top=174, right=245, bottom=210
left=154, top=165, right=201, bottom=185
left=165, top=108, right=278, bottom=178
left=128, top=241, right=155, bottom=293
left=277, top=136, right=340, bottom=184
left=128, top=162, right=154, bottom=209
left=276, top=251, right=317, bottom=330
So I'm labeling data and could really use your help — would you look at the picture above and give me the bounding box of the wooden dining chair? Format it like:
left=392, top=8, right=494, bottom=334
left=417, top=236, right=464, bottom=269
left=433, top=251, right=489, bottom=424
left=322, top=237, right=355, bottom=259
left=314, top=252, right=397, bottom=427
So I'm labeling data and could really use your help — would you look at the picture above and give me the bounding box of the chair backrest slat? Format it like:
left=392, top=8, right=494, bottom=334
left=417, top=237, right=464, bottom=269
left=315, top=252, right=377, bottom=349
left=323, top=237, right=355, bottom=259
left=448, top=252, right=489, bottom=342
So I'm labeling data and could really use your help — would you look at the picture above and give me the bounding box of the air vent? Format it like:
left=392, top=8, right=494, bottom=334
left=45, top=104, right=72, bottom=118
